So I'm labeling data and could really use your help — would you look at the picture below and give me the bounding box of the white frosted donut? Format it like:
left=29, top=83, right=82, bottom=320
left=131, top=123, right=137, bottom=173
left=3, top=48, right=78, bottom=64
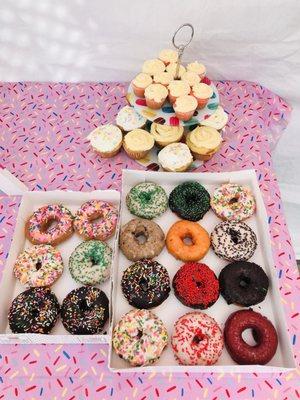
left=112, top=309, right=168, bottom=366
left=210, top=183, right=256, bottom=221
left=172, top=312, right=224, bottom=365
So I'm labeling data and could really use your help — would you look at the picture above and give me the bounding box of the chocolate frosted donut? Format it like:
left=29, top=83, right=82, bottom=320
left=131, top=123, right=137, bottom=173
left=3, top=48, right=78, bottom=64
left=61, top=286, right=109, bottom=335
left=8, top=287, right=60, bottom=334
left=119, top=218, right=165, bottom=261
left=211, top=221, right=257, bottom=261
left=219, top=261, right=269, bottom=306
left=121, top=259, right=170, bottom=309
left=224, top=309, right=278, bottom=365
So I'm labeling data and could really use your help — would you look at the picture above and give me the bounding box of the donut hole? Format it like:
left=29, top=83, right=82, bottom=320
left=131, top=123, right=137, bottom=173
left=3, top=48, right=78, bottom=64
left=136, top=329, right=143, bottom=339
left=192, top=331, right=205, bottom=344
left=241, top=328, right=258, bottom=347
left=229, top=228, right=241, bottom=244
left=229, top=196, right=239, bottom=205
left=183, top=235, right=193, bottom=246
left=88, top=212, right=104, bottom=226
left=79, top=299, right=89, bottom=312
left=134, top=231, right=148, bottom=245
left=35, top=261, right=42, bottom=271
left=41, top=218, right=58, bottom=233
left=31, top=308, right=40, bottom=318
left=239, top=275, right=251, bottom=288
left=139, top=191, right=152, bottom=203
left=139, top=277, right=149, bottom=292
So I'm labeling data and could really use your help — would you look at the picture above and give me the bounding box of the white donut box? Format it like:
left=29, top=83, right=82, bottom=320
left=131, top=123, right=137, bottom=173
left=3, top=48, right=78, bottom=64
left=0, top=169, right=296, bottom=373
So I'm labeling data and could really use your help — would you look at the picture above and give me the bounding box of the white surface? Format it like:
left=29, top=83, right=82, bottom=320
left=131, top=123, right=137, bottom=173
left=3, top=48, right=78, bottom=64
left=109, top=169, right=295, bottom=373
left=0, top=0, right=299, bottom=252
left=0, top=189, right=120, bottom=344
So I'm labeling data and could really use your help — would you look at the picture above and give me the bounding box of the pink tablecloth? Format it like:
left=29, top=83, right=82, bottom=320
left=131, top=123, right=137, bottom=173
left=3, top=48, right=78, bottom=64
left=0, top=81, right=299, bottom=400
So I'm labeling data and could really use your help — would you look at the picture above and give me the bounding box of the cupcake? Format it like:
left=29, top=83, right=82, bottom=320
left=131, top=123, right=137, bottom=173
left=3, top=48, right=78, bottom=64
left=116, top=106, right=146, bottom=132
left=201, top=106, right=228, bottom=130
left=142, top=59, right=165, bottom=76
left=153, top=72, right=173, bottom=87
left=173, top=95, right=198, bottom=121
left=87, top=124, right=122, bottom=158
left=158, top=143, right=193, bottom=172
left=191, top=83, right=213, bottom=109
left=150, top=123, right=184, bottom=147
left=186, top=61, right=206, bottom=79
left=144, top=83, right=168, bottom=109
left=168, top=80, right=190, bottom=104
left=158, top=49, right=178, bottom=65
left=166, top=63, right=186, bottom=79
left=132, top=73, right=153, bottom=97
left=181, top=71, right=200, bottom=87
left=186, top=126, right=222, bottom=160
left=123, top=129, right=155, bottom=160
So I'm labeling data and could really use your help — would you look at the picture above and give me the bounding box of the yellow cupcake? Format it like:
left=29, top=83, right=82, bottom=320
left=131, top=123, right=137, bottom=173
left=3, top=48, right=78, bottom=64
left=87, top=124, right=122, bottom=158
left=168, top=80, right=190, bottom=103
left=166, top=63, right=186, bottom=79
left=142, top=59, right=165, bottom=76
left=123, top=129, right=155, bottom=160
left=150, top=123, right=184, bottom=147
left=144, top=83, right=168, bottom=109
left=132, top=73, right=153, bottom=97
left=181, top=71, right=200, bottom=86
left=173, top=95, right=198, bottom=121
left=186, top=61, right=206, bottom=78
left=158, top=49, right=178, bottom=65
left=186, top=126, right=222, bottom=160
left=153, top=72, right=173, bottom=86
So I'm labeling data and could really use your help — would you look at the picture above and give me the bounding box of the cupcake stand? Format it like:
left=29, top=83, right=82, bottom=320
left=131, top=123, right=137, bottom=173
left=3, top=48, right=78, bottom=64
left=126, top=23, right=222, bottom=171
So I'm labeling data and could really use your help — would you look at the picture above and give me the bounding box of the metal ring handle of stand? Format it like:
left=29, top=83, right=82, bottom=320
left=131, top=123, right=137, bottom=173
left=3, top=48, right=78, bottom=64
left=172, top=23, right=194, bottom=79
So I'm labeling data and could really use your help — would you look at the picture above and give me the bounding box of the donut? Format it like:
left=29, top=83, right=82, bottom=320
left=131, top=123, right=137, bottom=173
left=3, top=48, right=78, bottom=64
left=74, top=200, right=118, bottom=241
left=25, top=204, right=74, bottom=245
left=166, top=220, right=210, bottom=261
left=69, top=240, right=112, bottom=285
left=61, top=286, right=109, bottom=334
left=210, top=183, right=256, bottom=221
left=224, top=309, right=278, bottom=365
left=172, top=312, right=224, bottom=365
left=172, top=262, right=219, bottom=309
left=169, top=181, right=211, bottom=221
left=8, top=287, right=60, bottom=334
left=121, top=259, right=170, bottom=309
left=211, top=221, right=257, bottom=261
left=119, top=218, right=165, bottom=261
left=126, top=182, right=168, bottom=219
left=112, top=309, right=168, bottom=366
left=219, top=261, right=269, bottom=306
left=14, top=244, right=64, bottom=287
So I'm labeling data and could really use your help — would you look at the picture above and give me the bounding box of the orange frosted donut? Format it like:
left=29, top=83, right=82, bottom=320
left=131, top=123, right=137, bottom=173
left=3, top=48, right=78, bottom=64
left=166, top=220, right=210, bottom=262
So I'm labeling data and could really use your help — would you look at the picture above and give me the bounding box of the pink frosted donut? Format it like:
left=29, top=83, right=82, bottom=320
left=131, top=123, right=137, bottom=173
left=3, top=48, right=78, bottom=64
left=74, top=200, right=118, bottom=241
left=210, top=183, right=256, bottom=221
left=172, top=312, right=224, bottom=365
left=25, top=205, right=74, bottom=245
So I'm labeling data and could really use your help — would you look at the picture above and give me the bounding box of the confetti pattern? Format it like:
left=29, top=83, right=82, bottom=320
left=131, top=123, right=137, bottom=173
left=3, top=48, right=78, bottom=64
left=0, top=81, right=299, bottom=399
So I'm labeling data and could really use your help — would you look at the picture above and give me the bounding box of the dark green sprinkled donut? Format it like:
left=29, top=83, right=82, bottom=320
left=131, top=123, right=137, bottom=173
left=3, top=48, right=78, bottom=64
left=169, top=181, right=211, bottom=221
left=126, top=182, right=168, bottom=219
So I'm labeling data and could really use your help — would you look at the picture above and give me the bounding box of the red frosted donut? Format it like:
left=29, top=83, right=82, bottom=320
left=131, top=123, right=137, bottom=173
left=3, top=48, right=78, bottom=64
left=224, top=309, right=278, bottom=365
left=172, top=262, right=219, bottom=309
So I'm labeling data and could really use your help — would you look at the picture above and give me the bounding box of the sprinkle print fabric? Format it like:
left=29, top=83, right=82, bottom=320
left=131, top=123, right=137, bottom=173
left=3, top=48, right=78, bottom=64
left=0, top=81, right=299, bottom=399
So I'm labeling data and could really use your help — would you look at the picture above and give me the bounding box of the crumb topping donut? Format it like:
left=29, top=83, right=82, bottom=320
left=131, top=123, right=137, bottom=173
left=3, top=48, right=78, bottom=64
left=224, top=309, right=278, bottom=365
left=219, top=261, right=269, bottom=306
left=14, top=244, right=64, bottom=287
left=169, top=181, right=211, bottom=221
left=121, top=259, right=170, bottom=309
left=172, top=312, right=224, bottom=365
left=25, top=204, right=74, bottom=245
left=126, top=182, right=168, bottom=220
left=61, top=286, right=109, bottom=334
left=8, top=287, right=60, bottom=334
left=113, top=309, right=168, bottom=366
left=172, top=262, right=219, bottom=309
left=166, top=220, right=210, bottom=262
left=210, top=183, right=256, bottom=221
left=69, top=240, right=112, bottom=285
left=120, top=218, right=165, bottom=261
left=74, top=200, right=118, bottom=241
left=211, top=221, right=257, bottom=261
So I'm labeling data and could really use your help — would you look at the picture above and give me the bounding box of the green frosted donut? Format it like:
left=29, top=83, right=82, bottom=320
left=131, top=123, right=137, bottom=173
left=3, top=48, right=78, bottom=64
left=69, top=240, right=112, bottom=285
left=126, top=182, right=168, bottom=219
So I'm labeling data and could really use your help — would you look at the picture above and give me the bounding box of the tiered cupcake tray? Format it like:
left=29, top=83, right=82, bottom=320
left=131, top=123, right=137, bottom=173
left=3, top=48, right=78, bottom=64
left=108, top=169, right=295, bottom=373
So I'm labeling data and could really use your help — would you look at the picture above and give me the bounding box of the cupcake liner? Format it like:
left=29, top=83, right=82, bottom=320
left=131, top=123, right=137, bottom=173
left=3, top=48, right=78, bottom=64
left=145, top=97, right=165, bottom=110
left=123, top=141, right=151, bottom=160
left=175, top=110, right=195, bottom=121
left=132, top=83, right=146, bottom=98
